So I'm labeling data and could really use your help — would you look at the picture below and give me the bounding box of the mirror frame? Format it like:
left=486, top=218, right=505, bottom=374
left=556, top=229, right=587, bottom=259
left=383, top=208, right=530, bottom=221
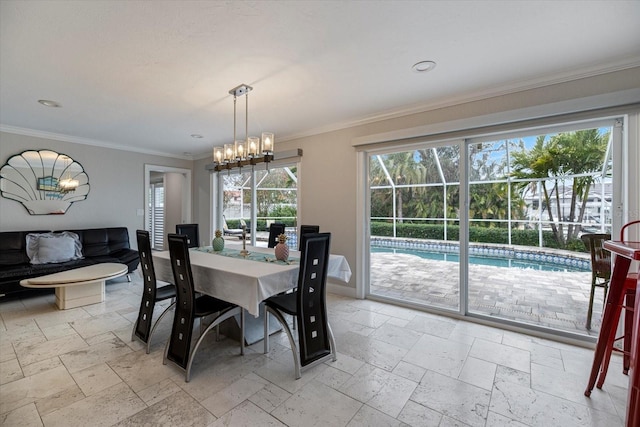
left=0, top=149, right=90, bottom=215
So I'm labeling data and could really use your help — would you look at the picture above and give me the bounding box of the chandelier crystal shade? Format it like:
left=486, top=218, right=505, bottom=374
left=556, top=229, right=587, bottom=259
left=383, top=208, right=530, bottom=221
left=212, top=84, right=274, bottom=172
left=58, top=156, right=79, bottom=192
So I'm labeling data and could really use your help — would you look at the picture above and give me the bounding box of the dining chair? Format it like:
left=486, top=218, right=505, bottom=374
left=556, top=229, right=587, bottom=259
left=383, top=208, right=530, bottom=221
left=580, top=233, right=612, bottom=330
left=267, top=223, right=286, bottom=248
left=222, top=215, right=242, bottom=237
left=263, top=232, right=336, bottom=379
left=131, top=230, right=177, bottom=354
left=298, top=225, right=319, bottom=251
left=164, top=233, right=243, bottom=382
left=176, top=223, right=199, bottom=248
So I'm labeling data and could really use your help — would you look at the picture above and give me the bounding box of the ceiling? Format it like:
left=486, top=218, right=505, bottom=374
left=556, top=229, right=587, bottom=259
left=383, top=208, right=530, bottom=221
left=1, top=1, right=639, bottom=159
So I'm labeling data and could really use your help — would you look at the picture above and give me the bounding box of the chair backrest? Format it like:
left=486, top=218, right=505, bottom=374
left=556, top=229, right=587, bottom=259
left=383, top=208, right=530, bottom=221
left=295, top=232, right=331, bottom=367
left=298, top=225, right=320, bottom=251
left=166, top=233, right=197, bottom=369
left=134, top=230, right=158, bottom=342
left=267, top=223, right=286, bottom=248
left=176, top=224, right=199, bottom=248
left=581, top=233, right=612, bottom=280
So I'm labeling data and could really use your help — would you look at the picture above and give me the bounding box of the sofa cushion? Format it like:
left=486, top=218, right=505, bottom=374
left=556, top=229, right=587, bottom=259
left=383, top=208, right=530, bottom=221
left=26, top=232, right=83, bottom=264
left=75, top=229, right=110, bottom=257
left=108, top=248, right=139, bottom=266
left=0, top=231, right=49, bottom=265
left=106, top=228, right=132, bottom=253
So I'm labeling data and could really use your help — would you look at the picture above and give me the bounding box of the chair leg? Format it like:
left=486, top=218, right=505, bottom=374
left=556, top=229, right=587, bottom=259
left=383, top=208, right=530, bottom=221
left=131, top=322, right=137, bottom=343
left=146, top=302, right=176, bottom=354
left=586, top=281, right=596, bottom=330
left=264, top=307, right=301, bottom=379
left=185, top=307, right=241, bottom=382
left=127, top=274, right=132, bottom=282
left=327, top=321, right=337, bottom=362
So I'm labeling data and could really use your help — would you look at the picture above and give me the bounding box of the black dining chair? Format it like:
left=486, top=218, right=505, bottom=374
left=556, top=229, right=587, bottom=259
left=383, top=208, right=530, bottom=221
left=163, top=233, right=243, bottom=382
left=263, top=232, right=336, bottom=379
left=132, top=230, right=177, bottom=354
left=298, top=225, right=320, bottom=251
left=176, top=223, right=199, bottom=248
left=267, top=223, right=286, bottom=248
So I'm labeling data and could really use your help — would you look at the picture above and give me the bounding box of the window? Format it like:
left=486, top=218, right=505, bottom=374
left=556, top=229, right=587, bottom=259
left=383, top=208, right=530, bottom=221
left=220, top=164, right=299, bottom=247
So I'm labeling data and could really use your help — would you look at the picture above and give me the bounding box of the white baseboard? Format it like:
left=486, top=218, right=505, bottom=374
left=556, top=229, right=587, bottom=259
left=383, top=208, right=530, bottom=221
left=327, top=282, right=357, bottom=298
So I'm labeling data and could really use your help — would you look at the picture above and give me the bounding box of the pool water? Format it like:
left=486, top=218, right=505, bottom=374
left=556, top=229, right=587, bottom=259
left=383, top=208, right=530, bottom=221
left=371, top=246, right=589, bottom=272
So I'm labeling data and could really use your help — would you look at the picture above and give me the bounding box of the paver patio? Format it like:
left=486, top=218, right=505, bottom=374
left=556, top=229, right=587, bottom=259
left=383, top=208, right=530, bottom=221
left=370, top=252, right=602, bottom=337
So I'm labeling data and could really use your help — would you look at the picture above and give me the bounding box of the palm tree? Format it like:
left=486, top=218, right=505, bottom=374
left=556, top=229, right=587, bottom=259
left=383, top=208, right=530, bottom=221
left=381, top=152, right=425, bottom=223
left=511, top=129, right=609, bottom=247
left=554, top=130, right=609, bottom=239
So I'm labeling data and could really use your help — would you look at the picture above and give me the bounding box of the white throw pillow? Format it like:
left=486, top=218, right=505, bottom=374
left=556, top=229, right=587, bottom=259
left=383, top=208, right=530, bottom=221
left=26, top=232, right=83, bottom=264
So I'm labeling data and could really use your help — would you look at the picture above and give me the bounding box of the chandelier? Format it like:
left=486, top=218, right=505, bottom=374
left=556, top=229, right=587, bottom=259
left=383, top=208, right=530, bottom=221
left=212, top=84, right=274, bottom=172
left=58, top=156, right=79, bottom=192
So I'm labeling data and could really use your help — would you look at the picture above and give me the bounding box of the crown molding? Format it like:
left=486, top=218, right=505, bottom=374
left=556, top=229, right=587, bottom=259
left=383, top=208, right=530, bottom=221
left=0, top=125, right=193, bottom=160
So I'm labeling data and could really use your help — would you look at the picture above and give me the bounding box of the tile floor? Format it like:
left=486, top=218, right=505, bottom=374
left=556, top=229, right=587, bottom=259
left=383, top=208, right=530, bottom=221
left=0, top=275, right=628, bottom=426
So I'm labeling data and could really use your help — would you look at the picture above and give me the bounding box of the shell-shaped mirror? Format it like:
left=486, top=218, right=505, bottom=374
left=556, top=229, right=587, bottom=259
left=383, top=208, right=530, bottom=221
left=0, top=150, right=90, bottom=215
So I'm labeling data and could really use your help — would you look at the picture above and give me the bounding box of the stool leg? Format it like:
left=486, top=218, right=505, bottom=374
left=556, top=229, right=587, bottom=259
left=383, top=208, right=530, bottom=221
left=586, top=257, right=631, bottom=396
left=624, top=291, right=635, bottom=374
left=596, top=300, right=625, bottom=389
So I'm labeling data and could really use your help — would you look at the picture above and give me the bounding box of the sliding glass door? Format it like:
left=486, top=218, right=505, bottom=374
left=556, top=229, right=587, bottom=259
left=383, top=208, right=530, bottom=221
left=369, top=142, right=461, bottom=312
left=466, top=123, right=615, bottom=335
left=365, top=116, right=621, bottom=337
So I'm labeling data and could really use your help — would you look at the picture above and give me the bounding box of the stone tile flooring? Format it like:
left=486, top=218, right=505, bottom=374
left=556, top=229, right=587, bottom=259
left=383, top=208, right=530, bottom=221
left=370, top=253, right=602, bottom=337
left=0, top=275, right=626, bottom=426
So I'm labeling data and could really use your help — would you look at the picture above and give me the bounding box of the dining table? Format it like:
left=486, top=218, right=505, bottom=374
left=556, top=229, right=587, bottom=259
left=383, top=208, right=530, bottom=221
left=152, top=242, right=352, bottom=343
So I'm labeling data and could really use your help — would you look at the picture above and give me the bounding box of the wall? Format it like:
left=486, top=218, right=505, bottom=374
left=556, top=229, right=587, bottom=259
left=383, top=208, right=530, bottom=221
left=164, top=172, right=186, bottom=248
left=0, top=132, right=192, bottom=249
left=196, top=67, right=640, bottom=296
left=3, top=67, right=638, bottom=290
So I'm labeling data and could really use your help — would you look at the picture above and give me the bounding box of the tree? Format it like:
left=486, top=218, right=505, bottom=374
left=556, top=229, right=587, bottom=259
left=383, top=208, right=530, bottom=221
left=511, top=129, right=609, bottom=247
left=468, top=141, right=526, bottom=227
left=372, top=152, right=425, bottom=223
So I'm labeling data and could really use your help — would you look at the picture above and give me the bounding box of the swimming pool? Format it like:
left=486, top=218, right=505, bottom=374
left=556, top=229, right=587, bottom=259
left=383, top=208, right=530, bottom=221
left=371, top=238, right=590, bottom=272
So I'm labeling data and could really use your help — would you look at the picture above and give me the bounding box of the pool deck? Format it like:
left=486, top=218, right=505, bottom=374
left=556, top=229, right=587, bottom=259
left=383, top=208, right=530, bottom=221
left=370, top=252, right=602, bottom=337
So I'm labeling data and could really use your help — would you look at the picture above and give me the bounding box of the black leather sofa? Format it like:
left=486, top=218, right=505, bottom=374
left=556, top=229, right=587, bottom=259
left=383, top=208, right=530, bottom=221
left=0, top=227, right=139, bottom=297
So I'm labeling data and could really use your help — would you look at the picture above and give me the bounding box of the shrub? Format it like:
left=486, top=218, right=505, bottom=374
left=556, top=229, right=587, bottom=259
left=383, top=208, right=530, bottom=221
left=370, top=221, right=586, bottom=252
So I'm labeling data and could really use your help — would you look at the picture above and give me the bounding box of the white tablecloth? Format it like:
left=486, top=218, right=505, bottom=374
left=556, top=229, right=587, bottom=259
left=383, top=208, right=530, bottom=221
left=153, top=245, right=351, bottom=317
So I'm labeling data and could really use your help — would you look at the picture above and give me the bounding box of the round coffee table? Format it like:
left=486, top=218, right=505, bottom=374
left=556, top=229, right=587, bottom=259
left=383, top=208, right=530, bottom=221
left=20, top=263, right=128, bottom=309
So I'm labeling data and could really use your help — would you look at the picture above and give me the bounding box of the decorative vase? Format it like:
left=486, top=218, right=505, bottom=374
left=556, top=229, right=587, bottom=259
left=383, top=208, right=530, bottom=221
left=274, top=233, right=289, bottom=261
left=212, top=229, right=225, bottom=252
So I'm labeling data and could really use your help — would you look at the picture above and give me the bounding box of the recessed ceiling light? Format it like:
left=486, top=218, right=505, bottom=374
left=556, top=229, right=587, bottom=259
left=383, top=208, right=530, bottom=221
left=190, top=134, right=203, bottom=139
left=412, top=60, right=437, bottom=73
left=38, top=99, right=61, bottom=107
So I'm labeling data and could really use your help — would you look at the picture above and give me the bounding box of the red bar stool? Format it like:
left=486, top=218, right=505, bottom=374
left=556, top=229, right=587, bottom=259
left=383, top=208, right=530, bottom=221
left=585, top=220, right=640, bottom=397
left=596, top=272, right=636, bottom=388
